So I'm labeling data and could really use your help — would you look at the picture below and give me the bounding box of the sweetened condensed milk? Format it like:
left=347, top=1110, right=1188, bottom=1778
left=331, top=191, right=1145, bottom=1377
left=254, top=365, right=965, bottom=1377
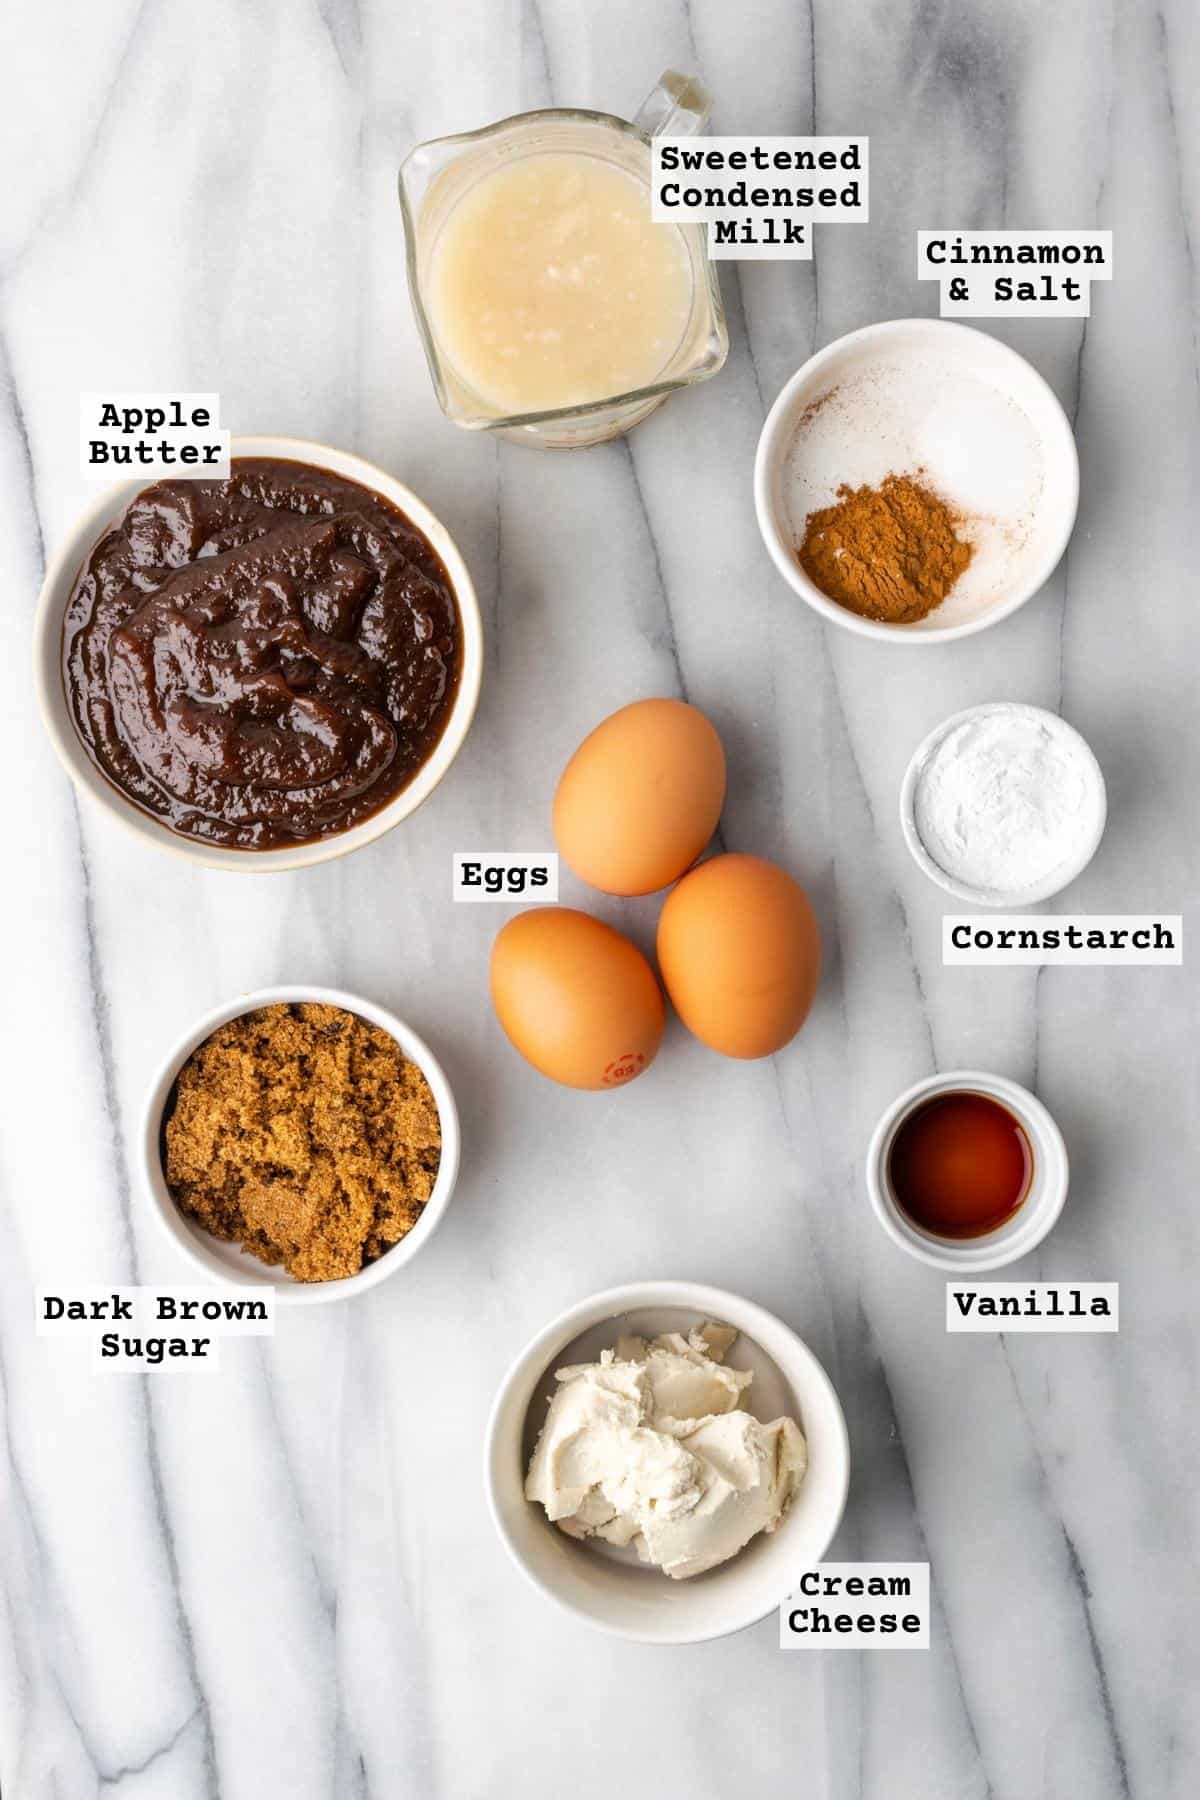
left=426, top=152, right=692, bottom=415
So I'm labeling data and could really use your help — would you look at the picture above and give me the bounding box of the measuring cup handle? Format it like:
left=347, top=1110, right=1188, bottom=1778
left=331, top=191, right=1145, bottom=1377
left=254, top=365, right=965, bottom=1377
left=633, top=70, right=712, bottom=138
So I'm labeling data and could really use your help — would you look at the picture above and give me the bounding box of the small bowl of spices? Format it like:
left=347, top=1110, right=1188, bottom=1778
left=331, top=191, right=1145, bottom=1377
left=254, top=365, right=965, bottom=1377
left=866, top=1071, right=1069, bottom=1272
left=142, top=986, right=460, bottom=1303
left=754, top=319, right=1079, bottom=642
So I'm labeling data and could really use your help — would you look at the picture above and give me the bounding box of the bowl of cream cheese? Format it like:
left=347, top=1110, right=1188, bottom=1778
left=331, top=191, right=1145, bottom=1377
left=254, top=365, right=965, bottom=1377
left=485, top=1282, right=850, bottom=1643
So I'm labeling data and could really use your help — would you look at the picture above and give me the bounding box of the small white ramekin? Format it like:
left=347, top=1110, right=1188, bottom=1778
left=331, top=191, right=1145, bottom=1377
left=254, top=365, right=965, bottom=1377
left=141, top=985, right=460, bottom=1306
left=899, top=702, right=1107, bottom=906
left=753, top=318, right=1079, bottom=644
left=866, top=1071, right=1069, bottom=1273
left=33, top=435, right=483, bottom=871
left=485, top=1281, right=850, bottom=1644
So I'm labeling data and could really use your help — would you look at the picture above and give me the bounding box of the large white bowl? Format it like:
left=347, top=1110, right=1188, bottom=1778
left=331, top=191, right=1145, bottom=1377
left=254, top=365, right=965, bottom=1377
left=485, top=1282, right=850, bottom=1643
left=141, top=985, right=461, bottom=1306
left=754, top=319, right=1079, bottom=643
left=33, top=435, right=483, bottom=870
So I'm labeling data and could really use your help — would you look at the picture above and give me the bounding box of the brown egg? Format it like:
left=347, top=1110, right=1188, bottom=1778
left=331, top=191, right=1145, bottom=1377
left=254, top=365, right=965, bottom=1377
left=553, top=698, right=726, bottom=896
left=656, top=854, right=820, bottom=1059
left=491, top=908, right=664, bottom=1091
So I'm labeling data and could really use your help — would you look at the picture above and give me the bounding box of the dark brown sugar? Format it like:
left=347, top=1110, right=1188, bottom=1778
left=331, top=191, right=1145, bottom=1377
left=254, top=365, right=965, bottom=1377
left=163, top=1002, right=442, bottom=1281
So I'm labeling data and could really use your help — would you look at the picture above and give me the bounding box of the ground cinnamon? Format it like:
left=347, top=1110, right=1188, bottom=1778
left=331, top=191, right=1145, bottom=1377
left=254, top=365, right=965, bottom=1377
left=798, top=471, right=973, bottom=623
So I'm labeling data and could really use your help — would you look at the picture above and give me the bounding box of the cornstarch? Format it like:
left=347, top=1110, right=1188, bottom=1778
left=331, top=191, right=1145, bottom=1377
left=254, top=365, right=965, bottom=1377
left=913, top=708, right=1100, bottom=898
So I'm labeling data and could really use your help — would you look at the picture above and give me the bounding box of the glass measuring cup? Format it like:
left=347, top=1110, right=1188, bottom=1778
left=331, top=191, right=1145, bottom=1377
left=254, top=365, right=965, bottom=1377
left=398, top=72, right=728, bottom=448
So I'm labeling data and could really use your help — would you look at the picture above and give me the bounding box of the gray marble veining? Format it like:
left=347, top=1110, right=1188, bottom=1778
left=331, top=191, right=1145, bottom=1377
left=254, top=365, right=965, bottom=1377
left=1, top=1, right=1197, bottom=1796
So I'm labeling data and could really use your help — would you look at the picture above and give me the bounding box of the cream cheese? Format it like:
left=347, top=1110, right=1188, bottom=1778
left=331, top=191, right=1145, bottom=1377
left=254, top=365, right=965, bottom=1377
left=525, top=1322, right=806, bottom=1579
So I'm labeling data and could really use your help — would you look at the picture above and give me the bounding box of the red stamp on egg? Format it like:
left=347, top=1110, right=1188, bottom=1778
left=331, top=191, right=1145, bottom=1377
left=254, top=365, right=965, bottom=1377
left=602, top=1052, right=646, bottom=1087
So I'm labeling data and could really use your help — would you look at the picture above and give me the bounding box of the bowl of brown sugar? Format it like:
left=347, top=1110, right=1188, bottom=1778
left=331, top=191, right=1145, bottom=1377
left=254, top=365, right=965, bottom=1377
left=142, top=986, right=460, bottom=1303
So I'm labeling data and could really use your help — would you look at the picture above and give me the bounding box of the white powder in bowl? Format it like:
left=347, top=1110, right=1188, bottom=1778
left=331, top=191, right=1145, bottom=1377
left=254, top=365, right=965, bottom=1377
left=912, top=707, right=1103, bottom=899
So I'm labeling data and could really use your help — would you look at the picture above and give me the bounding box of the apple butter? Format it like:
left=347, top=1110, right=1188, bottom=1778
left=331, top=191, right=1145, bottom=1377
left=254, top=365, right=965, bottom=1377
left=62, top=457, right=462, bottom=848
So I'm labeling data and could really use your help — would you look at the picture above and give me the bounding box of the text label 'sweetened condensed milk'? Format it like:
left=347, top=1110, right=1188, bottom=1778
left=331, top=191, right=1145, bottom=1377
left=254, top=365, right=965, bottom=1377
left=426, top=153, right=693, bottom=415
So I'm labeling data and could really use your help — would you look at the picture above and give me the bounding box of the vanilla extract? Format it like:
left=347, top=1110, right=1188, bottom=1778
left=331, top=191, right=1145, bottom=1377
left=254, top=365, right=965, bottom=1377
left=888, top=1090, right=1032, bottom=1239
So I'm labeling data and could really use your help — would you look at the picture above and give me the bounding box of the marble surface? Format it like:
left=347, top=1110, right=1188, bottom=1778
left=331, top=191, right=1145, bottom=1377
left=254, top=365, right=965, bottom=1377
left=1, top=1, right=1197, bottom=1795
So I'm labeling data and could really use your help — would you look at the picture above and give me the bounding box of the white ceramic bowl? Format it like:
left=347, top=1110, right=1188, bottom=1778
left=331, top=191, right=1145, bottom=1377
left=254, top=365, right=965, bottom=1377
left=33, top=435, right=484, bottom=870
left=485, top=1281, right=850, bottom=1643
left=866, top=1071, right=1069, bottom=1272
left=141, top=985, right=461, bottom=1305
left=754, top=319, right=1079, bottom=643
left=899, top=701, right=1107, bottom=905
